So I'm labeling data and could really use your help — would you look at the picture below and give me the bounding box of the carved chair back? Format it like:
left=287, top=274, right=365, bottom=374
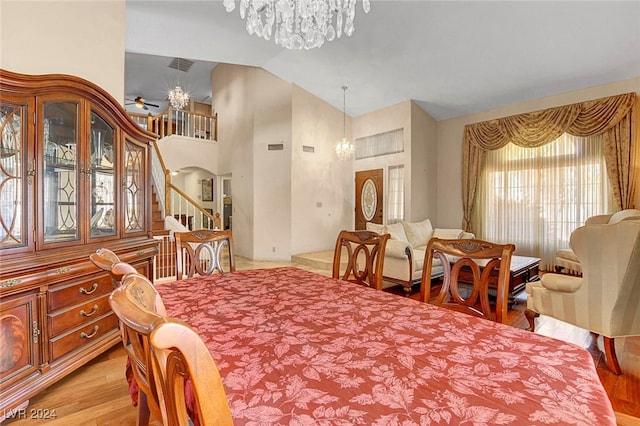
left=332, top=230, right=390, bottom=290
left=90, top=248, right=128, bottom=287
left=421, top=238, right=515, bottom=324
left=150, top=318, right=233, bottom=426
left=109, top=273, right=167, bottom=425
left=174, top=230, right=236, bottom=280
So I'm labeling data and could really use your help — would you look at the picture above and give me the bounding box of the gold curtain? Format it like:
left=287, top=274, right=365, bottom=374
left=462, top=92, right=638, bottom=232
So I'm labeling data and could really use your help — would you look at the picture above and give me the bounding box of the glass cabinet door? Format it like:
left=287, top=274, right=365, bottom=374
left=123, top=139, right=145, bottom=234
left=0, top=102, right=28, bottom=250
left=89, top=111, right=116, bottom=238
left=42, top=101, right=79, bottom=244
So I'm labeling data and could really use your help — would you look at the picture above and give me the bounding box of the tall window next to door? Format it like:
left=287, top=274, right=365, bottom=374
left=479, top=133, right=611, bottom=269
left=387, top=165, right=405, bottom=224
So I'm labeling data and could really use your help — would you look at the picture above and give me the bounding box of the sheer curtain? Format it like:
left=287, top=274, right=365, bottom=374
left=478, top=133, right=611, bottom=269
left=387, top=165, right=405, bottom=224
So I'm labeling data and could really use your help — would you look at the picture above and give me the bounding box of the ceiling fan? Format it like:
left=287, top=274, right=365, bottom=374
left=125, top=96, right=159, bottom=110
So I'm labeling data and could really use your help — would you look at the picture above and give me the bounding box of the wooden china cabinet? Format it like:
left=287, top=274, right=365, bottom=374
left=0, top=69, right=158, bottom=414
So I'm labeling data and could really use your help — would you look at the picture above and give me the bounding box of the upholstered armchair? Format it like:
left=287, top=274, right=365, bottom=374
left=555, top=209, right=640, bottom=275
left=526, top=218, right=640, bottom=374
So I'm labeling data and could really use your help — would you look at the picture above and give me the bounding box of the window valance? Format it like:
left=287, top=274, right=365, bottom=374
left=464, top=92, right=635, bottom=149
left=461, top=92, right=638, bottom=232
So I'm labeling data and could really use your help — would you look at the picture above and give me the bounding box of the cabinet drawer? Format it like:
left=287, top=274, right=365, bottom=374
left=47, top=293, right=112, bottom=337
left=48, top=274, right=113, bottom=311
left=48, top=313, right=118, bottom=361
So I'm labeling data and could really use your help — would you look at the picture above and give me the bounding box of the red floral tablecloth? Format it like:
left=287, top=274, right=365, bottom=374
left=156, top=266, right=615, bottom=425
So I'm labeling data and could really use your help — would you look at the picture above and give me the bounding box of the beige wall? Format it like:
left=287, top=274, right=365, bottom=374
left=213, top=64, right=294, bottom=260
left=0, top=0, right=126, bottom=103
left=352, top=100, right=438, bottom=224
left=291, top=85, right=353, bottom=254
left=160, top=136, right=219, bottom=176
left=353, top=101, right=412, bottom=223
left=213, top=64, right=256, bottom=258
left=410, top=102, right=438, bottom=222
left=252, top=69, right=292, bottom=260
left=436, top=77, right=640, bottom=230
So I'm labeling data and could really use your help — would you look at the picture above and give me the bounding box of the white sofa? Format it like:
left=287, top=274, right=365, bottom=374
left=366, top=219, right=474, bottom=294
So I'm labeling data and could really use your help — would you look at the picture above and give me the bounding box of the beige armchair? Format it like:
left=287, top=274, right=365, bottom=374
left=526, top=218, right=640, bottom=374
left=554, top=209, right=640, bottom=275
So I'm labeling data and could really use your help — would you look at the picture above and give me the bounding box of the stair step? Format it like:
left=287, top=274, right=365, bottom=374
left=291, top=250, right=343, bottom=271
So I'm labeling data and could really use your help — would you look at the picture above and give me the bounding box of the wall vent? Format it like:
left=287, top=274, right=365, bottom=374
left=268, top=143, right=284, bottom=151
left=302, top=145, right=315, bottom=153
left=169, top=58, right=194, bottom=72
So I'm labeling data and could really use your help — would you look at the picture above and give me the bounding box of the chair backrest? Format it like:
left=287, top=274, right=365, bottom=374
left=421, top=238, right=515, bottom=324
left=109, top=273, right=167, bottom=423
left=571, top=219, right=640, bottom=336
left=90, top=248, right=128, bottom=287
left=174, top=229, right=236, bottom=280
left=150, top=318, right=233, bottom=426
left=332, top=230, right=390, bottom=290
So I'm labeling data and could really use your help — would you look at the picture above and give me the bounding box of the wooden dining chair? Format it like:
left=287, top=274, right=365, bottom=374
left=109, top=272, right=167, bottom=426
left=420, top=238, right=515, bottom=324
left=150, top=318, right=233, bottom=426
left=90, top=248, right=132, bottom=287
left=332, top=230, right=390, bottom=290
left=174, top=229, right=236, bottom=280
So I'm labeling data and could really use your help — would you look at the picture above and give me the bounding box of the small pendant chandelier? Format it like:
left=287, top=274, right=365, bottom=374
left=168, top=58, right=189, bottom=110
left=336, top=85, right=354, bottom=160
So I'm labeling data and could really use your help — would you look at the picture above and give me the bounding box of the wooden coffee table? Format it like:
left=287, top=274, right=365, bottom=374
left=456, top=255, right=540, bottom=307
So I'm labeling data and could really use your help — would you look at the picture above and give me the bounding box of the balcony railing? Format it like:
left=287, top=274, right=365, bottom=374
left=128, top=107, right=218, bottom=141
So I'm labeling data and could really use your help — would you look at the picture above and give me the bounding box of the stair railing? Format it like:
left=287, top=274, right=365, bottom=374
left=149, top=134, right=221, bottom=282
left=149, top=140, right=219, bottom=230
left=168, top=183, right=219, bottom=231
left=128, top=107, right=218, bottom=141
left=150, top=140, right=167, bottom=217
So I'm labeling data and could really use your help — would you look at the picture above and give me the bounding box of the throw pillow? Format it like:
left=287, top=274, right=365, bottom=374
left=366, top=222, right=386, bottom=235
left=386, top=222, right=409, bottom=242
left=432, top=228, right=464, bottom=239
left=402, top=219, right=433, bottom=248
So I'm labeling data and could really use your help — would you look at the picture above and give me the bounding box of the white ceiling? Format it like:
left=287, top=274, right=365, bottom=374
left=124, top=0, right=640, bottom=120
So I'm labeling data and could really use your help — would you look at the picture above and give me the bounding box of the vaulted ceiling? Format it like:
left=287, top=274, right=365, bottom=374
left=124, top=1, right=640, bottom=120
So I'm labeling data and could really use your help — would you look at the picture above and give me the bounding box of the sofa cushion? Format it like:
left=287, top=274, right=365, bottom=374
left=366, top=222, right=386, bottom=235
left=433, top=228, right=464, bottom=239
left=386, top=222, right=409, bottom=242
left=402, top=219, right=433, bottom=248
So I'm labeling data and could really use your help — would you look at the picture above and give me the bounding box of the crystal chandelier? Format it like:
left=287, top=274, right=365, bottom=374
left=168, top=58, right=189, bottom=110
left=336, top=85, right=354, bottom=160
left=222, top=0, right=371, bottom=50
left=168, top=86, right=189, bottom=110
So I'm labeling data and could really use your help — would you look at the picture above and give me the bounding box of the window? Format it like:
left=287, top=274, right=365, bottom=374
left=355, top=128, right=403, bottom=159
left=387, top=165, right=405, bottom=224
left=479, top=133, right=611, bottom=269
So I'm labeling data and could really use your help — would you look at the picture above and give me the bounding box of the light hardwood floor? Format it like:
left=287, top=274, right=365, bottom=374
left=3, top=257, right=639, bottom=425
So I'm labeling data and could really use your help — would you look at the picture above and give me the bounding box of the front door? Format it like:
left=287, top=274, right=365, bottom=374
left=355, top=169, right=383, bottom=230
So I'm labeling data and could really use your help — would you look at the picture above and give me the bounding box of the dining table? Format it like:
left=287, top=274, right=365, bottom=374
left=154, top=266, right=615, bottom=425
